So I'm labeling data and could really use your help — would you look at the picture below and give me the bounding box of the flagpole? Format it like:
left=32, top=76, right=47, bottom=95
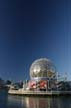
left=57, top=72, right=58, bottom=91
left=65, top=72, right=67, bottom=82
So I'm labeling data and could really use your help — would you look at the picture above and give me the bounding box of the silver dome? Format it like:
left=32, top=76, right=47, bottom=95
left=30, top=58, right=56, bottom=79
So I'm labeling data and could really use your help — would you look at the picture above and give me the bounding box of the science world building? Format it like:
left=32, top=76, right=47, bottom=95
left=28, top=58, right=58, bottom=91
left=8, top=58, right=71, bottom=96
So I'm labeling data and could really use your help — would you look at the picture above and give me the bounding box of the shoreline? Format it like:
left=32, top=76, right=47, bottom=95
left=8, top=89, right=71, bottom=97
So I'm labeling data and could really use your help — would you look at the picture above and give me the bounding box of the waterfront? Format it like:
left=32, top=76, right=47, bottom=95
left=0, top=92, right=71, bottom=108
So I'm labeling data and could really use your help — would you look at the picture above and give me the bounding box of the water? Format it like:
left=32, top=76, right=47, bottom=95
left=0, top=91, right=71, bottom=108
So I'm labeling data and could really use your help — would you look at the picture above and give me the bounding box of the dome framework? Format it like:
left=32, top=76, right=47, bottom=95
left=30, top=58, right=56, bottom=80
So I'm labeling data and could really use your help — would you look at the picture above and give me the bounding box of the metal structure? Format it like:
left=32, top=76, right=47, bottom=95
left=30, top=58, right=56, bottom=80
left=29, top=58, right=57, bottom=91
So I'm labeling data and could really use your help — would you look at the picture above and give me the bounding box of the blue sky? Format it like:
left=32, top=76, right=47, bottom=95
left=0, top=0, right=71, bottom=81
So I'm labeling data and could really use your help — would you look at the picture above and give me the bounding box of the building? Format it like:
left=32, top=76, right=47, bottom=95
left=8, top=58, right=71, bottom=96
left=27, top=58, right=57, bottom=91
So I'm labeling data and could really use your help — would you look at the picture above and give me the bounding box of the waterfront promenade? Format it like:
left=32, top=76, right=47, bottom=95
left=8, top=89, right=71, bottom=96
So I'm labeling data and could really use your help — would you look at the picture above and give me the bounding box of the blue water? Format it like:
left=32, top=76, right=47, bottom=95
left=0, top=91, right=71, bottom=108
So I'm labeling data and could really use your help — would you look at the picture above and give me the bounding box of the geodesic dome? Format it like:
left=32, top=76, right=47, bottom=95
left=30, top=58, right=56, bottom=80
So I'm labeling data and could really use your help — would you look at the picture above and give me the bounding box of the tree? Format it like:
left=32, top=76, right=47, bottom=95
left=6, top=80, right=12, bottom=85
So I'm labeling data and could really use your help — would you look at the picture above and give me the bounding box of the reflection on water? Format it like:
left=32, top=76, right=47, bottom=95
left=7, top=96, right=26, bottom=108
left=7, top=95, right=71, bottom=108
left=0, top=92, right=71, bottom=108
left=25, top=97, right=51, bottom=108
left=0, top=90, right=8, bottom=108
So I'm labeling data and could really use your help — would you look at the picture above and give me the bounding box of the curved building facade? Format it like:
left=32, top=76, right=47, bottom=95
left=30, top=58, right=56, bottom=80
left=28, top=58, right=57, bottom=91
